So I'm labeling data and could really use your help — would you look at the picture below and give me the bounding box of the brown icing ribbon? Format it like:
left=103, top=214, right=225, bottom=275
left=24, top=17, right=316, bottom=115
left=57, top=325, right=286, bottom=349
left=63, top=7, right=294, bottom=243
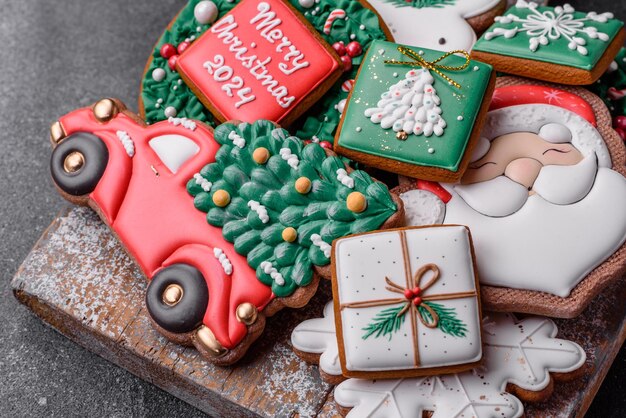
left=340, top=230, right=476, bottom=366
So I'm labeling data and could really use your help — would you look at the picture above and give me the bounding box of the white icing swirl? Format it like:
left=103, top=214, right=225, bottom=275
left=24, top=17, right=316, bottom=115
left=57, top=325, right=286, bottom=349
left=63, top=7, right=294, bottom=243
left=260, top=261, right=285, bottom=286
left=213, top=247, right=233, bottom=275
left=247, top=200, right=269, bottom=223
left=115, top=131, right=135, bottom=157
left=311, top=234, right=331, bottom=258
left=193, top=173, right=212, bottom=192
left=279, top=148, right=299, bottom=169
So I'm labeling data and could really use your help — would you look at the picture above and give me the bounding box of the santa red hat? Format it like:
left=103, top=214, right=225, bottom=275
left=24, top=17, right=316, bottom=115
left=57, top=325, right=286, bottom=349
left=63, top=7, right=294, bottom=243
left=473, top=85, right=612, bottom=168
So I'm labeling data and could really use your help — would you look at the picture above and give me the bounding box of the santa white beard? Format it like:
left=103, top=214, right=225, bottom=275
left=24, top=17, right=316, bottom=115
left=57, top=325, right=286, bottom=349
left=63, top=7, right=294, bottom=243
left=401, top=162, right=626, bottom=297
left=453, top=154, right=599, bottom=217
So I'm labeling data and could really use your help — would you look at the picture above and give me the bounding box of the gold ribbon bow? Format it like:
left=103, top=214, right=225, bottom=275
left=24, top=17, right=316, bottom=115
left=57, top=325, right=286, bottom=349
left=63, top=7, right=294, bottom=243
left=384, top=46, right=471, bottom=89
left=340, top=230, right=477, bottom=366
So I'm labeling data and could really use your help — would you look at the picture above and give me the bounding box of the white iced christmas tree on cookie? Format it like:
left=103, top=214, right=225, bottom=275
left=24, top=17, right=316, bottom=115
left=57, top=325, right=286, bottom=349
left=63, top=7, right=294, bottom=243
left=364, top=67, right=446, bottom=137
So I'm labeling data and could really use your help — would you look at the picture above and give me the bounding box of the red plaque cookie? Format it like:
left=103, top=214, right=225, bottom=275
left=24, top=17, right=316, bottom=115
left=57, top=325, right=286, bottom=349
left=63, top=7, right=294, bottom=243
left=176, top=0, right=342, bottom=125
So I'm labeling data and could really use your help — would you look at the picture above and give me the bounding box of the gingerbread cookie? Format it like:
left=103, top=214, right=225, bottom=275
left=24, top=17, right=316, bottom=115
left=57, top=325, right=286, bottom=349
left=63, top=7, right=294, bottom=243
left=367, top=0, right=507, bottom=51
left=334, top=40, right=495, bottom=182
left=472, top=1, right=625, bottom=85
left=139, top=0, right=389, bottom=144
left=292, top=302, right=587, bottom=417
left=331, top=225, right=483, bottom=379
left=175, top=0, right=343, bottom=126
left=186, top=119, right=405, bottom=297
left=395, top=78, right=626, bottom=318
left=48, top=100, right=402, bottom=365
left=590, top=46, right=626, bottom=140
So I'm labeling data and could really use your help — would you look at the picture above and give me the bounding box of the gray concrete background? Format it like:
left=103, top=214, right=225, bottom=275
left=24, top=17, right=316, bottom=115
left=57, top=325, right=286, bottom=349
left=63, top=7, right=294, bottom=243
left=0, top=0, right=624, bottom=416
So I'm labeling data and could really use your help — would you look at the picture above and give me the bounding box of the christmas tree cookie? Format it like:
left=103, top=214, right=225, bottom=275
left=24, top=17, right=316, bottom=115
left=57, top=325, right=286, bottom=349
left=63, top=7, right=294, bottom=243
left=140, top=0, right=389, bottom=144
left=331, top=225, right=483, bottom=379
left=472, top=1, right=626, bottom=85
left=335, top=40, right=495, bottom=182
left=187, top=119, right=404, bottom=297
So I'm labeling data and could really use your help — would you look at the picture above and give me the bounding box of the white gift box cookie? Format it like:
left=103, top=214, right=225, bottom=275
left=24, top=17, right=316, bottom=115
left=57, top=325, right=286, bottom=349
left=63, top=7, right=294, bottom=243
left=331, top=225, right=483, bottom=379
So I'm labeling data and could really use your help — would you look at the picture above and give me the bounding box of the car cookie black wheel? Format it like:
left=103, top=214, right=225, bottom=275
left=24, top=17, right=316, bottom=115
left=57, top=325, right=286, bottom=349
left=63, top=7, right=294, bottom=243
left=146, top=264, right=209, bottom=334
left=50, top=132, right=109, bottom=196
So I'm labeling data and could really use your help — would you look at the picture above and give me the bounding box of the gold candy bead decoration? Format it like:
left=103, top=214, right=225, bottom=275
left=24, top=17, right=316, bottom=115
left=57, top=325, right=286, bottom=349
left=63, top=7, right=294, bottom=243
left=295, top=177, right=312, bottom=194
left=162, top=284, right=183, bottom=306
left=396, top=131, right=408, bottom=141
left=282, top=227, right=297, bottom=243
left=212, top=189, right=231, bottom=207
left=236, top=303, right=258, bottom=325
left=346, top=191, right=367, bottom=213
left=253, top=147, right=270, bottom=164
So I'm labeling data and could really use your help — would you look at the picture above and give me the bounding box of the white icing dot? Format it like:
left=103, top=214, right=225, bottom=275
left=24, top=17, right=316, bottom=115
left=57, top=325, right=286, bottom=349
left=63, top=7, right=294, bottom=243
left=190, top=35, right=196, bottom=41
left=157, top=98, right=164, bottom=104
left=197, top=26, right=202, bottom=32
left=155, top=103, right=160, bottom=109
left=428, top=148, right=435, bottom=154
left=350, top=34, right=356, bottom=40
left=393, top=72, right=398, bottom=78
left=251, top=42, right=256, bottom=48
left=152, top=68, right=166, bottom=82
left=473, top=66, right=480, bottom=71
left=173, top=85, right=178, bottom=90
left=298, top=0, right=315, bottom=6
left=457, top=115, right=464, bottom=121
left=356, top=127, right=362, bottom=132
left=311, top=10, right=316, bottom=16
left=378, top=49, right=385, bottom=55
left=419, top=50, right=424, bottom=55
left=164, top=106, right=177, bottom=118
left=359, top=24, right=365, bottom=30
left=178, top=79, right=183, bottom=85
left=315, top=6, right=320, bottom=12
left=194, top=1, right=218, bottom=25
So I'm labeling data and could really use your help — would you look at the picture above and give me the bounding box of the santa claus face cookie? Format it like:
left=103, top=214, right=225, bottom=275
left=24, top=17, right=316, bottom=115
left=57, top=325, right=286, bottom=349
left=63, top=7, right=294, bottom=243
left=367, top=0, right=506, bottom=51
left=396, top=80, right=626, bottom=318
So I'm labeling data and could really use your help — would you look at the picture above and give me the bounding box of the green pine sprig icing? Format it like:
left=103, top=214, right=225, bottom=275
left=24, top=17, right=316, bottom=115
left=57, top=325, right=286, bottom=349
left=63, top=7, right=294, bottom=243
left=362, top=305, right=406, bottom=340
left=362, top=301, right=467, bottom=341
left=187, top=120, right=397, bottom=297
left=418, top=302, right=468, bottom=338
left=381, top=0, right=456, bottom=8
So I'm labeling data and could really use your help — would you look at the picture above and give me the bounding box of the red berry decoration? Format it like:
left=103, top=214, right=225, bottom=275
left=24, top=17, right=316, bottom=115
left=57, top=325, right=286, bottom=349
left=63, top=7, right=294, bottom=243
left=340, top=55, right=352, bottom=72
left=332, top=41, right=346, bottom=56
left=412, top=297, right=423, bottom=306
left=614, top=115, right=626, bottom=131
left=177, top=41, right=191, bottom=54
left=160, top=43, right=177, bottom=59
left=404, top=289, right=415, bottom=299
left=615, top=127, right=626, bottom=141
left=319, top=141, right=333, bottom=150
left=346, top=41, right=363, bottom=58
left=303, top=139, right=312, bottom=145
left=168, top=55, right=179, bottom=71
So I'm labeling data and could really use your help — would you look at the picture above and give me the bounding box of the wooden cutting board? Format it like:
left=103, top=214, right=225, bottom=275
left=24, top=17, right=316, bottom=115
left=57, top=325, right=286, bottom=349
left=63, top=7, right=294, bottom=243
left=11, top=207, right=626, bottom=417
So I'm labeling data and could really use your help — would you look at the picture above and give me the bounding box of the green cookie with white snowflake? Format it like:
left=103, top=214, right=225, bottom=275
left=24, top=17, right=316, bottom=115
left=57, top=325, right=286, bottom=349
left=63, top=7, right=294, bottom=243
left=334, top=39, right=495, bottom=182
left=472, top=1, right=626, bottom=85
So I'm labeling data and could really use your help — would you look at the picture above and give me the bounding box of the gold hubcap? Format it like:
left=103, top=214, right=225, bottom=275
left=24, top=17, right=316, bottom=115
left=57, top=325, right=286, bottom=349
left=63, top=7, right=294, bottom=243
left=162, top=284, right=184, bottom=306
left=63, top=152, right=85, bottom=173
left=236, top=303, right=258, bottom=325
left=93, top=98, right=120, bottom=123
left=196, top=326, right=228, bottom=357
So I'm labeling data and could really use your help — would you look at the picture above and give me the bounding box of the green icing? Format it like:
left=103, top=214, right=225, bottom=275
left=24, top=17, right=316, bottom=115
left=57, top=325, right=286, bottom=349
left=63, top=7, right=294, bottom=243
left=187, top=120, right=398, bottom=297
left=473, top=4, right=624, bottom=71
left=337, top=40, right=492, bottom=172
left=378, top=0, right=455, bottom=8
left=141, top=0, right=387, bottom=139
left=591, top=47, right=626, bottom=119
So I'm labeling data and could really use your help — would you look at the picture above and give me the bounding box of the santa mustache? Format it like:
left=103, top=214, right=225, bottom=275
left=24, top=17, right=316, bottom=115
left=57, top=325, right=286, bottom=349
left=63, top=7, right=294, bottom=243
left=454, top=154, right=599, bottom=217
